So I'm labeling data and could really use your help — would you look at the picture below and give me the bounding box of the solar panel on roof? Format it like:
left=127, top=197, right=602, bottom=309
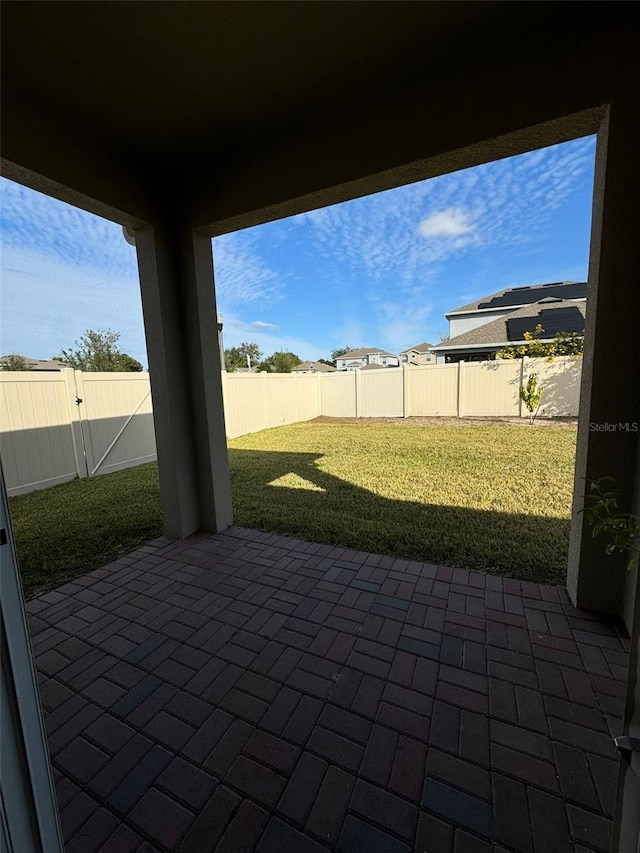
left=477, top=281, right=587, bottom=311
left=507, top=306, right=585, bottom=341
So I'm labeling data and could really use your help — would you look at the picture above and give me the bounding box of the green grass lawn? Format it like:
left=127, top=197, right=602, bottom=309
left=10, top=464, right=163, bottom=598
left=9, top=420, right=577, bottom=597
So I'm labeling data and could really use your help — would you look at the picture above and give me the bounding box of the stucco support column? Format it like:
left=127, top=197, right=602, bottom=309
left=135, top=221, right=233, bottom=538
left=611, top=444, right=640, bottom=852
left=567, top=99, right=640, bottom=615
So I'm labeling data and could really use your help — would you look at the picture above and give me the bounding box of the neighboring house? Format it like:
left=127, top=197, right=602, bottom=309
left=0, top=355, right=65, bottom=371
left=445, top=280, right=586, bottom=341
left=292, top=361, right=336, bottom=374
left=432, top=294, right=587, bottom=363
left=233, top=366, right=259, bottom=374
left=335, top=348, right=399, bottom=371
left=398, top=342, right=437, bottom=365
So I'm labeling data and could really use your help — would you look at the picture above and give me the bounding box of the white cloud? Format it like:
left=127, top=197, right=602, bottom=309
left=2, top=136, right=596, bottom=365
left=0, top=178, right=136, bottom=279
left=290, top=135, right=595, bottom=346
left=297, top=136, right=595, bottom=289
left=212, top=231, right=284, bottom=307
left=418, top=209, right=475, bottom=238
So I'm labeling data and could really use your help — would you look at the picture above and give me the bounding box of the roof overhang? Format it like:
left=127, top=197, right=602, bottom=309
left=432, top=339, right=574, bottom=352
left=446, top=297, right=587, bottom=320
left=2, top=4, right=635, bottom=236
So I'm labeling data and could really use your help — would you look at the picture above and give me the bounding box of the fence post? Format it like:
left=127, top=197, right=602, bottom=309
left=355, top=369, right=361, bottom=418
left=316, top=372, right=322, bottom=418
left=403, top=364, right=409, bottom=418
left=62, top=369, right=88, bottom=478
left=457, top=361, right=463, bottom=418
left=519, top=358, right=525, bottom=418
left=220, top=371, right=228, bottom=427
left=261, top=372, right=269, bottom=429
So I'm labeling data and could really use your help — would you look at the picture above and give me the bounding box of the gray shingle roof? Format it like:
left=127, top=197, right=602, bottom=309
left=447, top=281, right=587, bottom=315
left=434, top=298, right=586, bottom=350
left=292, top=361, right=336, bottom=372
left=0, top=355, right=65, bottom=371
left=399, top=342, right=435, bottom=354
left=338, top=348, right=396, bottom=358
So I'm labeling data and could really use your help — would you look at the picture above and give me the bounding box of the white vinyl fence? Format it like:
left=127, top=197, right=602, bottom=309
left=324, top=357, right=582, bottom=420
left=0, top=370, right=157, bottom=496
left=222, top=372, right=320, bottom=439
left=0, top=371, right=81, bottom=496
left=0, top=357, right=581, bottom=495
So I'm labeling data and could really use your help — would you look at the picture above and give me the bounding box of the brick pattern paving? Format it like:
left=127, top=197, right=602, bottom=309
left=27, top=527, right=629, bottom=852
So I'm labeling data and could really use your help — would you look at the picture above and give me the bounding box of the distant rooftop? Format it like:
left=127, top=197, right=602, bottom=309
left=0, top=355, right=65, bottom=371
left=339, top=348, right=396, bottom=359
left=360, top=362, right=396, bottom=371
left=399, top=342, right=435, bottom=354
left=292, top=361, right=336, bottom=373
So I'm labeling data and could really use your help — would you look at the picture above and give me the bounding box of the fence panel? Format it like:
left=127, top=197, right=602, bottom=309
left=223, top=373, right=319, bottom=437
left=0, top=372, right=77, bottom=495
left=460, top=360, right=521, bottom=416
left=77, top=372, right=156, bottom=476
left=319, top=372, right=357, bottom=417
left=222, top=374, right=267, bottom=439
left=1, top=357, right=584, bottom=496
left=264, top=375, right=302, bottom=428
left=292, top=374, right=321, bottom=423
left=358, top=369, right=404, bottom=417
left=407, top=364, right=459, bottom=416
left=524, top=356, right=582, bottom=417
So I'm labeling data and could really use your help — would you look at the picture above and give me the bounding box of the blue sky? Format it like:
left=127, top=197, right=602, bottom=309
left=1, top=136, right=595, bottom=366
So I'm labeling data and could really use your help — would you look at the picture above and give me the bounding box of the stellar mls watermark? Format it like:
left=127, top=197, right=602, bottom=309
left=589, top=422, right=639, bottom=432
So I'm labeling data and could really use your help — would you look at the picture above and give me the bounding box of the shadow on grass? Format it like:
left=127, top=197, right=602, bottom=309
left=9, top=463, right=163, bottom=598
left=229, top=448, right=570, bottom=586
left=12, top=445, right=571, bottom=598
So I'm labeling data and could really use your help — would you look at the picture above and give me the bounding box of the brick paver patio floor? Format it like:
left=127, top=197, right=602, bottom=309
left=27, top=527, right=629, bottom=852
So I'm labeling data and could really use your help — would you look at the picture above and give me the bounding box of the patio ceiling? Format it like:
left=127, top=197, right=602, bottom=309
left=2, top=2, right=640, bottom=616
left=2, top=3, right=638, bottom=231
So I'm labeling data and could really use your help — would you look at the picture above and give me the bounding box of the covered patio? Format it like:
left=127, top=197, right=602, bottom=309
left=2, top=3, right=640, bottom=850
left=29, top=527, right=627, bottom=852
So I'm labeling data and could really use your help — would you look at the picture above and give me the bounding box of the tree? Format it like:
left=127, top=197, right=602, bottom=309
left=224, top=342, right=262, bottom=372
left=331, top=346, right=358, bottom=362
left=1, top=353, right=32, bottom=371
left=258, top=351, right=302, bottom=373
left=53, top=329, right=143, bottom=372
left=115, top=353, right=144, bottom=372
left=497, top=324, right=584, bottom=360
left=224, top=348, right=241, bottom=372
left=519, top=372, right=542, bottom=425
